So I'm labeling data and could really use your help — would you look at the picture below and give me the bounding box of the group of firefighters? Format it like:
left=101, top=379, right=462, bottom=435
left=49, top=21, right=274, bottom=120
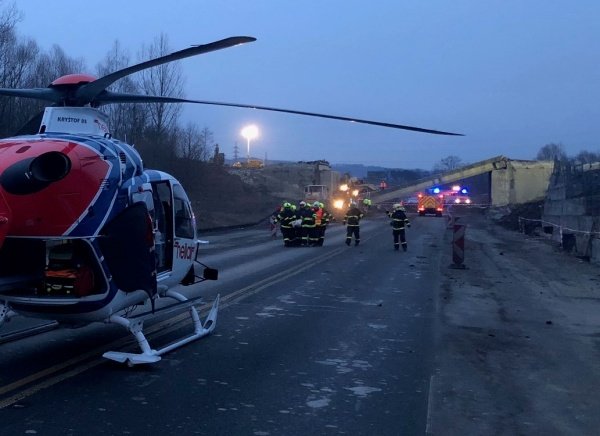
left=271, top=199, right=410, bottom=251
left=272, top=200, right=332, bottom=247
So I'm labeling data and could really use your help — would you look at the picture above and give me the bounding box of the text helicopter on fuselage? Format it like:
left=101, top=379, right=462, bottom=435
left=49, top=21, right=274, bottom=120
left=0, top=36, right=462, bottom=365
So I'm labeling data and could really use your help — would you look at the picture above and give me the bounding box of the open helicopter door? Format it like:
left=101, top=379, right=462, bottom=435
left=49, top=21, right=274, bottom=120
left=104, top=182, right=219, bottom=366
left=131, top=181, right=175, bottom=274
left=98, top=201, right=156, bottom=298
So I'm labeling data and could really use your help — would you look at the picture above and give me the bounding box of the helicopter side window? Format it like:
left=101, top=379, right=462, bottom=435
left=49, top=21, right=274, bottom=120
left=174, top=199, right=194, bottom=239
left=173, top=185, right=195, bottom=239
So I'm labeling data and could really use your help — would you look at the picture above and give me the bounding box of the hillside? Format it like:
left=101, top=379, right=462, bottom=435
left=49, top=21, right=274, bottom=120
left=166, top=160, right=279, bottom=230
left=168, top=160, right=312, bottom=230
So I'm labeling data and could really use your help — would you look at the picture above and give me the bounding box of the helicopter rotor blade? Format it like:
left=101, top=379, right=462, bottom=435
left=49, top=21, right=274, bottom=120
left=15, top=110, right=46, bottom=135
left=96, top=94, right=463, bottom=136
left=94, top=92, right=196, bottom=104
left=184, top=100, right=464, bottom=136
left=0, top=88, right=62, bottom=102
left=76, top=36, right=256, bottom=104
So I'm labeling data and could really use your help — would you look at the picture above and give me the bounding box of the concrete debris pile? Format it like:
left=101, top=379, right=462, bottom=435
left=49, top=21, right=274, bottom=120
left=486, top=200, right=544, bottom=231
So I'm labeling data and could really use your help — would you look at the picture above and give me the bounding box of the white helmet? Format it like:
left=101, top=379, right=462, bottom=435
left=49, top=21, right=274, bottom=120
left=393, top=203, right=401, bottom=209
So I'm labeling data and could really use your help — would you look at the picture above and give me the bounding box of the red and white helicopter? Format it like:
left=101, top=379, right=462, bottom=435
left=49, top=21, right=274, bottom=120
left=0, top=36, right=461, bottom=365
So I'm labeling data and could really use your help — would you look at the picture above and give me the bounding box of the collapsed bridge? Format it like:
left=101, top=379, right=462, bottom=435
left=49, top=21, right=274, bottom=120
left=370, top=155, right=554, bottom=207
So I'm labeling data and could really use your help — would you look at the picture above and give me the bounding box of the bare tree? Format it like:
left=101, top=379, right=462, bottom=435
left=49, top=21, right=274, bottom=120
left=34, top=45, right=86, bottom=87
left=176, top=123, right=213, bottom=161
left=433, top=155, right=464, bottom=172
left=96, top=40, right=148, bottom=143
left=3, top=38, right=43, bottom=135
left=536, top=143, right=567, bottom=161
left=0, top=1, right=20, bottom=56
left=131, top=34, right=185, bottom=168
left=199, top=127, right=214, bottom=160
left=573, top=150, right=600, bottom=164
left=137, top=34, right=183, bottom=137
left=6, top=44, right=86, bottom=136
left=0, top=2, right=24, bottom=136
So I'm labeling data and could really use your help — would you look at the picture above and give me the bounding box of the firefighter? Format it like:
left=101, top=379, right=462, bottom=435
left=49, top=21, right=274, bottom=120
left=299, top=201, right=317, bottom=246
left=343, top=201, right=364, bottom=246
left=315, top=202, right=332, bottom=246
left=276, top=202, right=297, bottom=247
left=312, top=201, right=327, bottom=246
left=270, top=204, right=282, bottom=238
left=363, top=198, right=372, bottom=210
left=293, top=201, right=305, bottom=245
left=388, top=203, right=411, bottom=251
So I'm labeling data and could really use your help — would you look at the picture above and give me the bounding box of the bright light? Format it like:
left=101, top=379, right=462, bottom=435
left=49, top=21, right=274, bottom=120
left=452, top=185, right=460, bottom=191
left=465, top=198, right=472, bottom=204
left=241, top=124, right=259, bottom=164
left=352, top=189, right=359, bottom=197
left=433, top=187, right=440, bottom=194
left=333, top=199, right=345, bottom=209
left=454, top=198, right=460, bottom=203
left=241, top=124, right=259, bottom=141
left=339, top=184, right=349, bottom=192
left=461, top=188, right=468, bottom=194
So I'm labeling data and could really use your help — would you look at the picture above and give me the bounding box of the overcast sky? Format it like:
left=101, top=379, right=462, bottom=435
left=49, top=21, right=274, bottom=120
left=13, top=0, right=600, bottom=169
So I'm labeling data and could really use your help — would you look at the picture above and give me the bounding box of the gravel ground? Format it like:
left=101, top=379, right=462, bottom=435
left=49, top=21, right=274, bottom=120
left=429, top=210, right=600, bottom=435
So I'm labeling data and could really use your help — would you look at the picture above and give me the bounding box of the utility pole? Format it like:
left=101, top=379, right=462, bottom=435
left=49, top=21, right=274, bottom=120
left=233, top=142, right=239, bottom=161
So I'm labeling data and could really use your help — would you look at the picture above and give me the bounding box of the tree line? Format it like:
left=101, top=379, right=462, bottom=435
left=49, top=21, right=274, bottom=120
left=433, top=143, right=600, bottom=174
left=0, top=2, right=218, bottom=171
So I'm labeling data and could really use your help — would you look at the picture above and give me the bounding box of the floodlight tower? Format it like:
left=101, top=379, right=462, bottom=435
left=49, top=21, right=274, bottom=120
left=240, top=124, right=259, bottom=165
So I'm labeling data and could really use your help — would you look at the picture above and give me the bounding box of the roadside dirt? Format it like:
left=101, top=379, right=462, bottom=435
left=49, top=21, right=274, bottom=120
left=429, top=209, right=600, bottom=435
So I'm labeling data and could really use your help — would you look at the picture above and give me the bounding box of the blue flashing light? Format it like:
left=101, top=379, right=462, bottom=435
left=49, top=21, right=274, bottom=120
left=433, top=187, right=440, bottom=194
left=461, top=188, right=468, bottom=194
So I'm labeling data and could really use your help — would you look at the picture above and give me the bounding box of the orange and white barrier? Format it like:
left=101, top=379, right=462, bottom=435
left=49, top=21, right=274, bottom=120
left=451, top=224, right=466, bottom=269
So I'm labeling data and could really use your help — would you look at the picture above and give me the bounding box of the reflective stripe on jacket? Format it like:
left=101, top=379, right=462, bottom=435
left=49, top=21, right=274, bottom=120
left=388, top=209, right=409, bottom=230
left=344, top=207, right=363, bottom=226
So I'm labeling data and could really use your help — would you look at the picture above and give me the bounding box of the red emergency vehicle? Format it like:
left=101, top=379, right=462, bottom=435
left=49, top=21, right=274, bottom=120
left=417, top=193, right=444, bottom=216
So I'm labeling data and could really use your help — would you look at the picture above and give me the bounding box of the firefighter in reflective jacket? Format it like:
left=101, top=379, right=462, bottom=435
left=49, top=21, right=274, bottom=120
left=299, top=201, right=317, bottom=246
left=312, top=201, right=329, bottom=246
left=343, top=201, right=364, bottom=246
left=276, top=202, right=297, bottom=247
left=388, top=203, right=411, bottom=251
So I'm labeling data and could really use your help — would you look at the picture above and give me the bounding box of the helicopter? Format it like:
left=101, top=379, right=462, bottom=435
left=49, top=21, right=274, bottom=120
left=0, top=36, right=462, bottom=365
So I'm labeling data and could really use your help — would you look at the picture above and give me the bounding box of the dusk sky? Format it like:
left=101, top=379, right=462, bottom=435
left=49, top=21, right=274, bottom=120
left=13, top=1, right=600, bottom=169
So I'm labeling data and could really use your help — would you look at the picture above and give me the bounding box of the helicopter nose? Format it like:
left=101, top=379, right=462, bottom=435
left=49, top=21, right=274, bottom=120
left=0, top=151, right=71, bottom=195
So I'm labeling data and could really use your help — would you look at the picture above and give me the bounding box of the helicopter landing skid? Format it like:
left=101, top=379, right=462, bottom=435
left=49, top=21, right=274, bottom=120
left=103, top=292, right=220, bottom=366
left=0, top=301, right=16, bottom=328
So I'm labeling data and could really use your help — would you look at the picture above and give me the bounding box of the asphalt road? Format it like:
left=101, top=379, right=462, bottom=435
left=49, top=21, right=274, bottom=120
left=1, top=212, right=447, bottom=435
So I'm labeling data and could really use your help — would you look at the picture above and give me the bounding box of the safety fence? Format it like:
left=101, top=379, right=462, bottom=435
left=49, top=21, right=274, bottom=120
left=517, top=216, right=600, bottom=257
left=517, top=216, right=600, bottom=238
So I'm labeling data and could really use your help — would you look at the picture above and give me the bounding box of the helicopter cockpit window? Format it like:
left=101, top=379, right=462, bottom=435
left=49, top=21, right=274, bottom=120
left=173, top=185, right=195, bottom=239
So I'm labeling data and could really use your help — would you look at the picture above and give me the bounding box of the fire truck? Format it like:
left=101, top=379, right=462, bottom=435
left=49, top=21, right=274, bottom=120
left=417, top=192, right=444, bottom=216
